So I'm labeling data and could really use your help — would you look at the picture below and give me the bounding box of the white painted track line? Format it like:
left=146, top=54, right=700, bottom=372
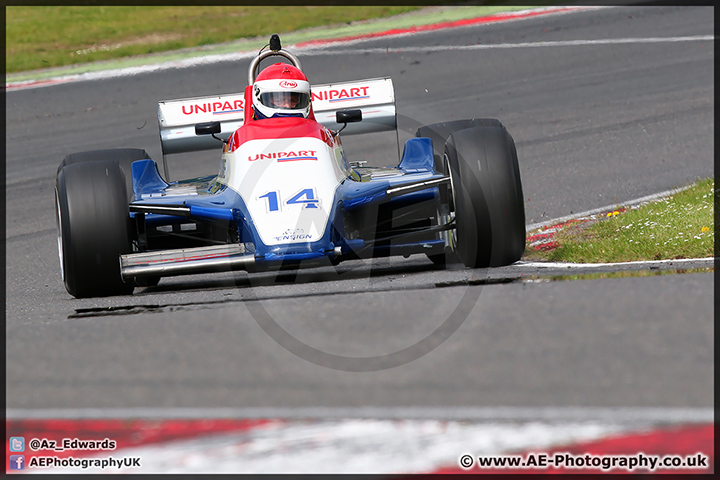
left=7, top=36, right=712, bottom=92
left=307, top=35, right=715, bottom=56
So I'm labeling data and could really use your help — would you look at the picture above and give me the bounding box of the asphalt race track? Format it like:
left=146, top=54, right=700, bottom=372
left=6, top=4, right=713, bottom=423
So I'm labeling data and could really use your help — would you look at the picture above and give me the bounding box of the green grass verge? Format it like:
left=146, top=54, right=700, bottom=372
left=6, top=6, right=422, bottom=73
left=524, top=178, right=715, bottom=263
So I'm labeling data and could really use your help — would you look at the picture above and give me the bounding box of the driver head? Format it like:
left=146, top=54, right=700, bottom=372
left=252, top=63, right=311, bottom=120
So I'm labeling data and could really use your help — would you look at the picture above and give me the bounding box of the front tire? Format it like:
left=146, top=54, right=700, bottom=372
left=55, top=161, right=135, bottom=298
left=416, top=119, right=503, bottom=175
left=58, top=148, right=152, bottom=201
left=445, top=126, right=526, bottom=268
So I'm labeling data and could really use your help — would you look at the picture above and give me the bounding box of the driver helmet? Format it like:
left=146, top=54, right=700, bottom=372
left=252, top=63, right=311, bottom=119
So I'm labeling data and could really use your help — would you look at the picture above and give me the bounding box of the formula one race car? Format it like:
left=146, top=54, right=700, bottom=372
left=55, top=35, right=525, bottom=298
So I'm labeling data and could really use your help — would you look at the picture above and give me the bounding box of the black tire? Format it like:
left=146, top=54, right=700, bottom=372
left=418, top=119, right=505, bottom=266
left=445, top=126, right=526, bottom=268
left=55, top=160, right=135, bottom=298
left=58, top=148, right=151, bottom=201
left=416, top=119, right=503, bottom=175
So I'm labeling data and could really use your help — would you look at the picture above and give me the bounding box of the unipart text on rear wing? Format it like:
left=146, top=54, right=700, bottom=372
left=158, top=77, right=396, bottom=155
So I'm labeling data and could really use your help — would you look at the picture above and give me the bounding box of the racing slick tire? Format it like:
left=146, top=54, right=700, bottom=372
left=416, top=119, right=503, bottom=175
left=444, top=125, right=526, bottom=268
left=55, top=160, right=135, bottom=298
left=58, top=148, right=152, bottom=201
left=418, top=119, right=504, bottom=266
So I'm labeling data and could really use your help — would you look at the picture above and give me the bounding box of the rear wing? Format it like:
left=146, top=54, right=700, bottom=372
left=158, top=77, right=396, bottom=156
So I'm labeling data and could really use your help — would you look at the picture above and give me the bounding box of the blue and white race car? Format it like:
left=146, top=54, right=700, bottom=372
left=55, top=35, right=526, bottom=298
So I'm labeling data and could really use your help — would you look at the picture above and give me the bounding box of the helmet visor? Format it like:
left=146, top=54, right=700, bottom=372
left=259, top=91, right=310, bottom=110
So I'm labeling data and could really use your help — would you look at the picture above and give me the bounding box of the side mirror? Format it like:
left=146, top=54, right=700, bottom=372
left=336, top=109, right=362, bottom=124
left=334, top=109, right=362, bottom=136
left=195, top=121, right=221, bottom=136
left=195, top=121, right=225, bottom=146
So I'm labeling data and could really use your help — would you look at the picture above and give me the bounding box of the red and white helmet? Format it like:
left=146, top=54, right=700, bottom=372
left=252, top=63, right=311, bottom=119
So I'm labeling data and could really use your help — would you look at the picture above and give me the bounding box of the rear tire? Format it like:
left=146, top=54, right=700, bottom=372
left=445, top=126, right=526, bottom=268
left=55, top=160, right=135, bottom=298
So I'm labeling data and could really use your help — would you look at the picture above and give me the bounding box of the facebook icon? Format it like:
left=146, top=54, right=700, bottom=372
left=9, top=455, right=25, bottom=470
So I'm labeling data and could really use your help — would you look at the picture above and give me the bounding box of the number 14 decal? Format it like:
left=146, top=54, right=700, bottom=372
left=259, top=188, right=319, bottom=212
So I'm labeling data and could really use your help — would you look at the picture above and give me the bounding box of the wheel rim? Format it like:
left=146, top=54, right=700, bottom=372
left=444, top=153, right=458, bottom=252
left=54, top=188, right=65, bottom=282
